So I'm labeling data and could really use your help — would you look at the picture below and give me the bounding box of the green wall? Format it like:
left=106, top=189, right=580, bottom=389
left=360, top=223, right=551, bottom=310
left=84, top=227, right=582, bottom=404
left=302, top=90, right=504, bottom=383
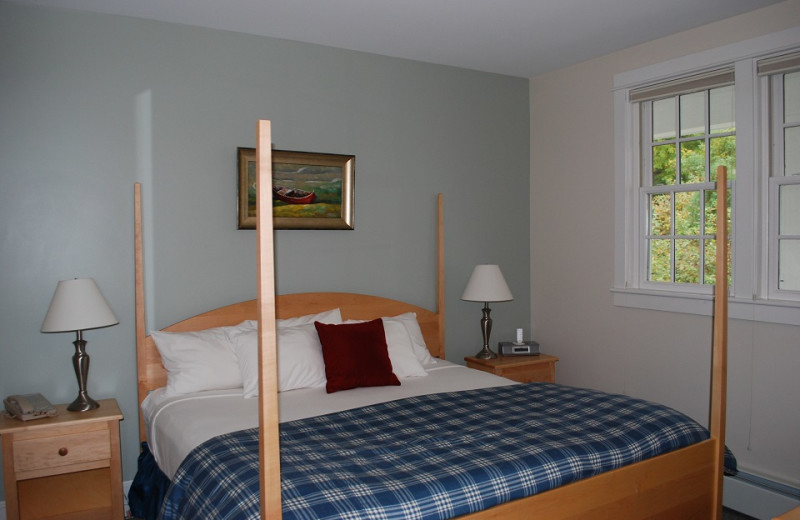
left=0, top=2, right=530, bottom=492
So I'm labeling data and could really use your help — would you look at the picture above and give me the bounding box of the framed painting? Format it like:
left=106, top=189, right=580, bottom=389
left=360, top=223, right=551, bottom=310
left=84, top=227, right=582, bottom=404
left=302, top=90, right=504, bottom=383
left=238, top=148, right=354, bottom=230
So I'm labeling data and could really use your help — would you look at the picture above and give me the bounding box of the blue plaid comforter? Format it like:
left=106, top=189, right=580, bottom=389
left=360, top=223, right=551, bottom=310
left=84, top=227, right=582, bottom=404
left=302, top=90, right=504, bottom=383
left=160, top=383, right=711, bottom=520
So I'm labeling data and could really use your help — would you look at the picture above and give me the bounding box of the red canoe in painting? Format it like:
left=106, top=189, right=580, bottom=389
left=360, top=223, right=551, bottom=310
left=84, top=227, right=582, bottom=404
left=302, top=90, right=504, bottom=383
left=273, top=186, right=316, bottom=204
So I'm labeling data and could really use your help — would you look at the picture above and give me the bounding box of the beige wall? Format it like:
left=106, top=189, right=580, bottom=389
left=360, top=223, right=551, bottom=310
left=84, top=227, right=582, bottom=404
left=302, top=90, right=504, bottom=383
left=530, top=0, right=800, bottom=488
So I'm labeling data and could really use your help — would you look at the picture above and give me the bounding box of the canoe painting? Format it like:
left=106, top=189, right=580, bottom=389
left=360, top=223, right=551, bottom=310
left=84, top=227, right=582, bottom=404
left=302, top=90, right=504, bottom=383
left=273, top=186, right=316, bottom=205
left=238, top=147, right=354, bottom=229
left=270, top=160, right=343, bottom=221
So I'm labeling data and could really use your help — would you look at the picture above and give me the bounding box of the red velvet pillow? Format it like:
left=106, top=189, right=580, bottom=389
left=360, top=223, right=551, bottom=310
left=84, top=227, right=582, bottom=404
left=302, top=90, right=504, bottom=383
left=314, top=318, right=400, bottom=394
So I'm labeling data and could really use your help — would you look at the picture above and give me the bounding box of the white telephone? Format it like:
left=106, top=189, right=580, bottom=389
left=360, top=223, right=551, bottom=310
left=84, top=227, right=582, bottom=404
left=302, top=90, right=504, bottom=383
left=3, top=393, right=57, bottom=421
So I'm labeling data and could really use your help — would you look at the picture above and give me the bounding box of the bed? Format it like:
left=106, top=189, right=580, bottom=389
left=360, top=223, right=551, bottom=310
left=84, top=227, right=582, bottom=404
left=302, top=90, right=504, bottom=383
left=132, top=120, right=731, bottom=519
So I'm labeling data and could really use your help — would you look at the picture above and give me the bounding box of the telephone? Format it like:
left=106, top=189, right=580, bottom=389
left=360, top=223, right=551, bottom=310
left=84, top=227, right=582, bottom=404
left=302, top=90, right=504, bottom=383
left=3, top=393, right=57, bottom=421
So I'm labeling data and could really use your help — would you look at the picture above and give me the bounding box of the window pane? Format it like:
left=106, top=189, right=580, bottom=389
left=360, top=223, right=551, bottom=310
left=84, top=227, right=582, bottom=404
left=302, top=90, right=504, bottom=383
left=675, top=191, right=701, bottom=235
left=653, top=98, right=676, bottom=141
left=705, top=238, right=717, bottom=285
left=710, top=85, right=735, bottom=134
left=710, top=135, right=736, bottom=180
left=780, top=184, right=800, bottom=235
left=726, top=238, right=732, bottom=286
left=681, top=140, right=706, bottom=183
left=779, top=239, right=800, bottom=291
left=653, top=143, right=676, bottom=185
left=785, top=126, right=800, bottom=176
left=650, top=193, right=671, bottom=235
left=675, top=239, right=700, bottom=283
left=650, top=239, right=671, bottom=282
left=680, top=91, right=705, bottom=137
left=704, top=189, right=733, bottom=235
left=705, top=190, right=717, bottom=235
left=705, top=238, right=733, bottom=286
left=785, top=71, right=800, bottom=124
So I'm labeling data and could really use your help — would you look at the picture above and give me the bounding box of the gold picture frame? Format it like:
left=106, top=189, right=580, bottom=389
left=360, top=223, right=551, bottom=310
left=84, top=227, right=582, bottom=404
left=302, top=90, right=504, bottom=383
left=238, top=148, right=354, bottom=230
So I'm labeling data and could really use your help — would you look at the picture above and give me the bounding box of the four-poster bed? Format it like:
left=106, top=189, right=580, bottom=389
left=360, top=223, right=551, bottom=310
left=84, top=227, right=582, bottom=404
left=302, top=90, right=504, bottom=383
left=133, top=120, right=731, bottom=519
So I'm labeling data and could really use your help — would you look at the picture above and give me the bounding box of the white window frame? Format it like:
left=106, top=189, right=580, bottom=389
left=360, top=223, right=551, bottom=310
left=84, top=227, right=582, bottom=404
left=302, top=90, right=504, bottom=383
left=612, top=27, right=800, bottom=326
left=768, top=70, right=800, bottom=299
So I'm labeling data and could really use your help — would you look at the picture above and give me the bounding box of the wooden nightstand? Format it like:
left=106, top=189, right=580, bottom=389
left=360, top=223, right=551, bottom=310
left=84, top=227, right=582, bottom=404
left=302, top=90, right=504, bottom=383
left=0, top=398, right=124, bottom=520
left=465, top=354, right=559, bottom=383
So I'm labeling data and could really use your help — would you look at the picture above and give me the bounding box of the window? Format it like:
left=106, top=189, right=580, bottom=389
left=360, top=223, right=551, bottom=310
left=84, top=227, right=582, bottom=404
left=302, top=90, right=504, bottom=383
left=641, top=82, right=735, bottom=289
left=613, top=29, right=800, bottom=325
left=767, top=64, right=800, bottom=295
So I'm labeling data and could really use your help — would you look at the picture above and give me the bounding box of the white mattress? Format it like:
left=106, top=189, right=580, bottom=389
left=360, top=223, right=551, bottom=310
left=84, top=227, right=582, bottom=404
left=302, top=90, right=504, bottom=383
left=142, top=360, right=517, bottom=479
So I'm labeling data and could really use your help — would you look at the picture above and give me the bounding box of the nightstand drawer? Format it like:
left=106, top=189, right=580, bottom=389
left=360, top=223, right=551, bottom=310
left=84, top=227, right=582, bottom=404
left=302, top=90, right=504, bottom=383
left=14, top=428, right=110, bottom=474
left=502, top=362, right=553, bottom=383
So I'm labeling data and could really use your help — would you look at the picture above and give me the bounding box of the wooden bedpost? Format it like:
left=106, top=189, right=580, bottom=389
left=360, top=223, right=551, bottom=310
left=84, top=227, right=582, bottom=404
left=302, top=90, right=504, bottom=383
left=256, top=120, right=281, bottom=520
left=710, top=165, right=729, bottom=520
left=134, top=182, right=147, bottom=443
left=437, top=193, right=445, bottom=355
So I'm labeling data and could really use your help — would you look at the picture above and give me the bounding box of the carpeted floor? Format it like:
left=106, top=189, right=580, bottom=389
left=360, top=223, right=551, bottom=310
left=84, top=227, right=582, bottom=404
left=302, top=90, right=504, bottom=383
left=724, top=507, right=759, bottom=519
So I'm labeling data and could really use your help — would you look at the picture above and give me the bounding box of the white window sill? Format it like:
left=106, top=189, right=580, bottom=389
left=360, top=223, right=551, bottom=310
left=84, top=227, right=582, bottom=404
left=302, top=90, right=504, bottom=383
left=611, top=287, right=800, bottom=326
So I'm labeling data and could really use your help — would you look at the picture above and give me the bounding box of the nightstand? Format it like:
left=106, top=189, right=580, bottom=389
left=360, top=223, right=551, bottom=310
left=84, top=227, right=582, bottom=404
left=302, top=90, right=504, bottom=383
left=464, top=353, right=559, bottom=383
left=0, top=398, right=124, bottom=520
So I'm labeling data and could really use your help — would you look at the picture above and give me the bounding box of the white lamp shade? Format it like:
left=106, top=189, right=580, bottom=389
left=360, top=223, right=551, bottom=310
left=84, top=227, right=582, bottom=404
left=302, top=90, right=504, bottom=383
left=461, top=265, right=513, bottom=302
left=41, top=278, right=118, bottom=333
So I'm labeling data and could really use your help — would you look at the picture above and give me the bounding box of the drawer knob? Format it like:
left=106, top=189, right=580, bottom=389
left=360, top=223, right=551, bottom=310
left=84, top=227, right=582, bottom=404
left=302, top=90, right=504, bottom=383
left=58, top=447, right=68, bottom=457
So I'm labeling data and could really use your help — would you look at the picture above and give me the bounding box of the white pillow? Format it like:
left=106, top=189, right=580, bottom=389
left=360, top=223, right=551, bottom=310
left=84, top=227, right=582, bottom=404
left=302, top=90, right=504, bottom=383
left=344, top=314, right=429, bottom=378
left=381, top=319, right=428, bottom=378
left=234, top=308, right=342, bottom=397
left=151, top=320, right=255, bottom=397
left=386, top=312, right=434, bottom=365
left=277, top=308, right=341, bottom=329
left=233, top=325, right=328, bottom=397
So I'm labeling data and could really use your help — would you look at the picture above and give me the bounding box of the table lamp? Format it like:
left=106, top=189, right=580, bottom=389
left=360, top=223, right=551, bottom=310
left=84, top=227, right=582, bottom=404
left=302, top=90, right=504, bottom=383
left=41, top=278, right=118, bottom=411
left=461, top=265, right=513, bottom=359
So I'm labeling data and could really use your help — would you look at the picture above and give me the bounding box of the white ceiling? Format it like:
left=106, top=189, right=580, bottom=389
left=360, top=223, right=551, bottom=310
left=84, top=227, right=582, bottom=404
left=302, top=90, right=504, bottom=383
left=15, top=0, right=785, bottom=77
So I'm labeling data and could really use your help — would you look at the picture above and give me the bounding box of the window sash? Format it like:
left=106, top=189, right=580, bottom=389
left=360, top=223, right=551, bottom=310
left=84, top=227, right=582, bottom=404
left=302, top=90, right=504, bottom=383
left=768, top=71, right=800, bottom=301
left=639, top=183, right=730, bottom=292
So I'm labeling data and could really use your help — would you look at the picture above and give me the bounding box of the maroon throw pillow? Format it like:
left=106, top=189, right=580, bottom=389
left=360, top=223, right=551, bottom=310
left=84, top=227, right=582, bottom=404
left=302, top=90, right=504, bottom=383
left=314, top=318, right=400, bottom=394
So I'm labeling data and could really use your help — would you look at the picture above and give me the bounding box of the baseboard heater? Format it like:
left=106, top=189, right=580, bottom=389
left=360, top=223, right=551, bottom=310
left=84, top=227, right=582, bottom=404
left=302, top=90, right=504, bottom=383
left=724, top=472, right=800, bottom=519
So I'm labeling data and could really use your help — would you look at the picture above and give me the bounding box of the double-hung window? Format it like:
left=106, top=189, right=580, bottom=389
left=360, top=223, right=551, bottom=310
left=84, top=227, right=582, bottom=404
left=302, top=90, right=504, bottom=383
left=613, top=28, right=800, bottom=325
left=762, top=54, right=800, bottom=296
left=636, top=73, right=735, bottom=289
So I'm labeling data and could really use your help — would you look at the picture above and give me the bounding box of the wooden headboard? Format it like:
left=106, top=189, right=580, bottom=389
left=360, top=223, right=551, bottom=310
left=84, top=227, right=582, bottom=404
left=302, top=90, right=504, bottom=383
left=134, top=185, right=445, bottom=443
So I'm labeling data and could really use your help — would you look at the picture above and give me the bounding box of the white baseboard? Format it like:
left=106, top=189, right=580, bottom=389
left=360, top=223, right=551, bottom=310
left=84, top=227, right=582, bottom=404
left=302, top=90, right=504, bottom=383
left=0, top=480, right=132, bottom=520
left=725, top=474, right=800, bottom=519
left=123, top=479, right=132, bottom=518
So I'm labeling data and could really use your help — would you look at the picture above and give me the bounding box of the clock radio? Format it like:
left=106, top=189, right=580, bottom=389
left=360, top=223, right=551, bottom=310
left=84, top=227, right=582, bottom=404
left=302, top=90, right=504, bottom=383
left=499, top=340, right=540, bottom=356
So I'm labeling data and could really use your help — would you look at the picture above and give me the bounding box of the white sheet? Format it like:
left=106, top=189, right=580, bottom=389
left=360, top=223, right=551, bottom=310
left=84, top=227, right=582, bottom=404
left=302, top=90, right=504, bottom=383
left=142, top=360, right=517, bottom=479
